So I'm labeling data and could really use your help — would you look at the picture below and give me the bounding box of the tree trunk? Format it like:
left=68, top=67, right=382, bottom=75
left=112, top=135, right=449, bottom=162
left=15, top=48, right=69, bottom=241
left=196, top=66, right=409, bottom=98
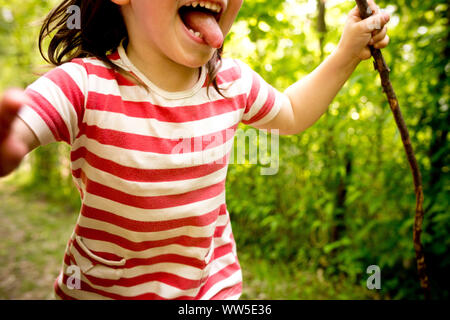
left=332, top=151, right=352, bottom=242
left=317, top=0, right=327, bottom=61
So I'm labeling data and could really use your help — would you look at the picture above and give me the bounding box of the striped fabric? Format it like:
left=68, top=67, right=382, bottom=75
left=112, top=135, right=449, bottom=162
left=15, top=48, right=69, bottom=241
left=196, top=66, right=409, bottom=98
left=18, top=43, right=286, bottom=300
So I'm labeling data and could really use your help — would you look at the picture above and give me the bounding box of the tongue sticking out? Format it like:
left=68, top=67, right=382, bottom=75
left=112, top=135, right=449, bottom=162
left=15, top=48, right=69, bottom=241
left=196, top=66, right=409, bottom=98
left=182, top=11, right=224, bottom=49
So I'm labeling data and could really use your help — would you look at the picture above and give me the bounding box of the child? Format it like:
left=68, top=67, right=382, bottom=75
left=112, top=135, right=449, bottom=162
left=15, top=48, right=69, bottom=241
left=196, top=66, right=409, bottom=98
left=0, top=0, right=390, bottom=300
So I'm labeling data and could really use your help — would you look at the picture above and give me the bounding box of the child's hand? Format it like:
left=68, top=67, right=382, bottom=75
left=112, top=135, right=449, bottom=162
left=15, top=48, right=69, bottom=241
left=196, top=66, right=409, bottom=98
left=337, top=0, right=390, bottom=62
left=0, top=89, right=31, bottom=177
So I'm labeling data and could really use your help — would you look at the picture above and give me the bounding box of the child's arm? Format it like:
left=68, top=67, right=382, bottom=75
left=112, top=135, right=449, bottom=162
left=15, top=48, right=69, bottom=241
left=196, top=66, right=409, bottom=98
left=256, top=0, right=390, bottom=135
left=0, top=89, right=40, bottom=177
left=0, top=59, right=90, bottom=179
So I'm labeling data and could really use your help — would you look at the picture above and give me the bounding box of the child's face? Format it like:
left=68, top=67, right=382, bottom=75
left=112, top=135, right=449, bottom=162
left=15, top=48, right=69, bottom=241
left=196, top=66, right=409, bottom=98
left=116, top=0, right=243, bottom=68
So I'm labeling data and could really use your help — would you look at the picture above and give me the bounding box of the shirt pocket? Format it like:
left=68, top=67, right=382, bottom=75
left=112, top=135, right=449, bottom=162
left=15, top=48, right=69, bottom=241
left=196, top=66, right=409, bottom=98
left=69, top=235, right=126, bottom=281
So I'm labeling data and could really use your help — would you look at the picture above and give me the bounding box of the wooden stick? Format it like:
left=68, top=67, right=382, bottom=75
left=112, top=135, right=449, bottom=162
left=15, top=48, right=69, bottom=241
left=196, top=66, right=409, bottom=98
left=354, top=0, right=431, bottom=299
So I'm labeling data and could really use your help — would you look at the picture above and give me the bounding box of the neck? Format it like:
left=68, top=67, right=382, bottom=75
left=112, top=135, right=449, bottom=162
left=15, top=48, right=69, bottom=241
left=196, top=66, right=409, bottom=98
left=126, top=40, right=200, bottom=93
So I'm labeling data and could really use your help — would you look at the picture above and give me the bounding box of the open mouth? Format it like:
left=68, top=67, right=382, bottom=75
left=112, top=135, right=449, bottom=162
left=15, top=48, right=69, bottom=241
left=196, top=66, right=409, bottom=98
left=178, top=1, right=224, bottom=48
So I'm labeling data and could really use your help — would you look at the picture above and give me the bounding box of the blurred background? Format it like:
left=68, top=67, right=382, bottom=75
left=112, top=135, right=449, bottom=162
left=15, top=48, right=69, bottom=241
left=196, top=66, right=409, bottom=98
left=0, top=0, right=448, bottom=299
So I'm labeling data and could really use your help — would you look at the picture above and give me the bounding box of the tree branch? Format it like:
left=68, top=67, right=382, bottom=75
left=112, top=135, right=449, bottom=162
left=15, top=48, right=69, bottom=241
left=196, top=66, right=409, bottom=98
left=354, top=0, right=430, bottom=299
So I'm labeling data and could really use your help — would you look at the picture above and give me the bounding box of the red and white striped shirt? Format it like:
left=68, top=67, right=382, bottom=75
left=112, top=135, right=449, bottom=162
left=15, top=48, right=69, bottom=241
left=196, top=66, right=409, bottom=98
left=18, top=43, right=285, bottom=300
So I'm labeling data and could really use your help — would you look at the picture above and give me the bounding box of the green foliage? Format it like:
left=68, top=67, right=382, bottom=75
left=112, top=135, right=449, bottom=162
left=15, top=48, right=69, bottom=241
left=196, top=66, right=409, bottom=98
left=224, top=0, right=449, bottom=299
left=0, top=0, right=448, bottom=299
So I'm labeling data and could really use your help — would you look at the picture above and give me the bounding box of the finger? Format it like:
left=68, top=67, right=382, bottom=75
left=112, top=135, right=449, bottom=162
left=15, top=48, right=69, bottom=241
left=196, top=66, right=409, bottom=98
left=371, top=13, right=389, bottom=35
left=0, top=89, right=28, bottom=142
left=0, top=134, right=28, bottom=176
left=373, top=35, right=390, bottom=49
left=369, top=25, right=388, bottom=45
left=360, top=12, right=390, bottom=33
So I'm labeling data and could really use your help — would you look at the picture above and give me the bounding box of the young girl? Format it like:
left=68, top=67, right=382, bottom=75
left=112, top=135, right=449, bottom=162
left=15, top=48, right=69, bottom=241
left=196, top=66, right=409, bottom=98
left=0, top=0, right=390, bottom=300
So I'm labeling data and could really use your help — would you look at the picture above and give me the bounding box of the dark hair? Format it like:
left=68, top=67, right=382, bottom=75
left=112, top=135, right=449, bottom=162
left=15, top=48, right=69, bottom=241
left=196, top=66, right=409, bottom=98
left=39, top=0, right=224, bottom=95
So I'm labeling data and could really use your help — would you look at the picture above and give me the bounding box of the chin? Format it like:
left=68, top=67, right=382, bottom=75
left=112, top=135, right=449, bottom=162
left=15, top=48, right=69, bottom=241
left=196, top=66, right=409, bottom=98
left=178, top=51, right=216, bottom=69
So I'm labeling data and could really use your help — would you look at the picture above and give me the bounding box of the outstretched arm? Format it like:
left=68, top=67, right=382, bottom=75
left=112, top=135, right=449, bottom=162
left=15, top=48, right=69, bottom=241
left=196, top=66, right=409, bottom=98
left=255, top=0, right=390, bottom=135
left=0, top=89, right=39, bottom=177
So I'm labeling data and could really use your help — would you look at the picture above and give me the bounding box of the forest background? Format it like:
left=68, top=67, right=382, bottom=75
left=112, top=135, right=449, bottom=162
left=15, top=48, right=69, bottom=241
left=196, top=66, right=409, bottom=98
left=0, top=0, right=448, bottom=299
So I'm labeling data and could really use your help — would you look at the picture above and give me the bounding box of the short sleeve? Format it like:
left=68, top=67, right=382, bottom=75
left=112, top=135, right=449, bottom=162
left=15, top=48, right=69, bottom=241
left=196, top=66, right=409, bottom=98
left=235, top=59, right=286, bottom=127
left=18, top=59, right=88, bottom=146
